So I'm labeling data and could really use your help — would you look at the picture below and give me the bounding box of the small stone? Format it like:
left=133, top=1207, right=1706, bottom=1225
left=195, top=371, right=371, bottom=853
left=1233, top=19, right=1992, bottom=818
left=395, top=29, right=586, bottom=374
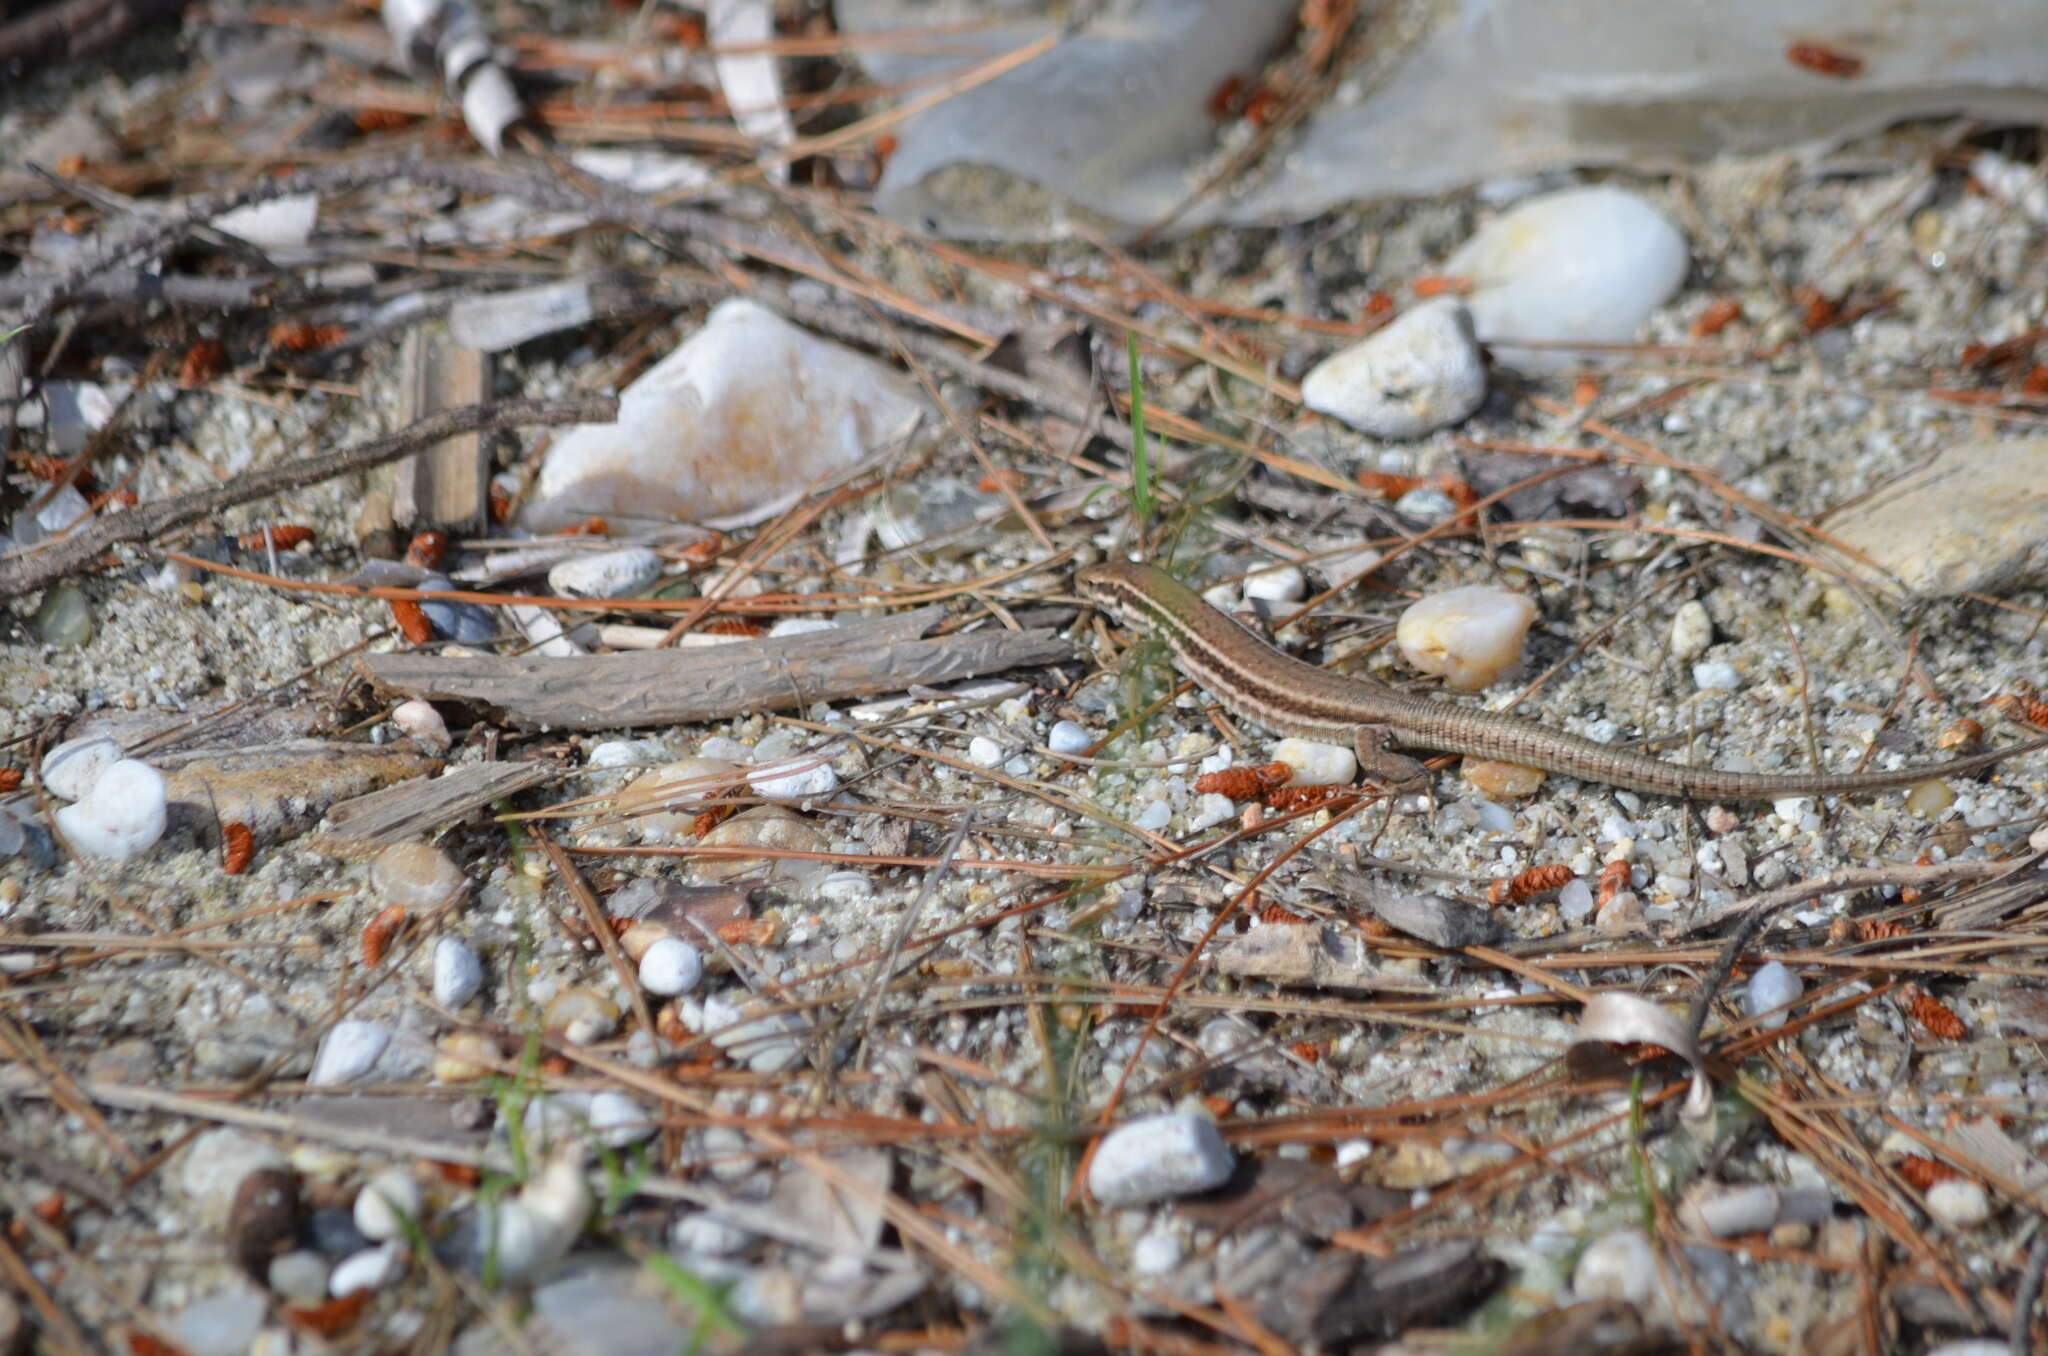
left=546, top=547, right=662, bottom=599
left=33, top=580, right=93, bottom=647
left=369, top=842, right=467, bottom=911
left=1906, top=780, right=1956, bottom=818
left=694, top=805, right=829, bottom=884
left=1300, top=297, right=1486, bottom=438
left=615, top=758, right=741, bottom=842
left=353, top=1168, right=423, bottom=1242
left=703, top=993, right=805, bottom=1073
left=1573, top=1227, right=1656, bottom=1304
left=1692, top=660, right=1740, bottom=692
left=1272, top=738, right=1357, bottom=787
left=1743, top=961, right=1802, bottom=1029
left=1679, top=1183, right=1781, bottom=1238
left=40, top=735, right=122, bottom=801
left=164, top=1285, right=267, bottom=1356
left=390, top=699, right=451, bottom=753
left=1821, top=438, right=2048, bottom=597
left=309, top=1021, right=391, bottom=1086
left=52, top=758, right=166, bottom=861
left=588, top=1090, right=656, bottom=1147
left=1462, top=758, right=1545, bottom=797
left=1131, top=1227, right=1185, bottom=1275
left=1444, top=186, right=1689, bottom=376
left=180, top=1131, right=290, bottom=1231
left=1557, top=877, right=1594, bottom=921
left=1925, top=1179, right=1991, bottom=1228
left=748, top=751, right=839, bottom=799
left=1668, top=601, right=1712, bottom=660
left=672, top=1212, right=752, bottom=1256
left=414, top=572, right=496, bottom=643
left=1134, top=800, right=1172, bottom=832
left=330, top=1241, right=405, bottom=1296
left=817, top=870, right=874, bottom=902
left=225, top=1167, right=301, bottom=1277
left=586, top=738, right=668, bottom=769
left=1087, top=1113, right=1235, bottom=1206
left=638, top=937, right=704, bottom=995
left=432, top=936, right=484, bottom=1006
left=1397, top=586, right=1538, bottom=691
left=967, top=735, right=1004, bottom=768
left=1047, top=720, right=1092, bottom=755
left=1595, top=891, right=1645, bottom=936
left=267, top=1250, right=331, bottom=1303
left=1244, top=563, right=1307, bottom=603
left=1393, top=486, right=1459, bottom=522
left=543, top=988, right=620, bottom=1045
left=433, top=1031, right=500, bottom=1083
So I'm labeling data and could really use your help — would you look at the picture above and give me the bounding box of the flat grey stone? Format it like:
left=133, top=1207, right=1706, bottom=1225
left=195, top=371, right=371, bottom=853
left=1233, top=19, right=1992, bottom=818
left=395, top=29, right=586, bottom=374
left=1822, top=440, right=2048, bottom=597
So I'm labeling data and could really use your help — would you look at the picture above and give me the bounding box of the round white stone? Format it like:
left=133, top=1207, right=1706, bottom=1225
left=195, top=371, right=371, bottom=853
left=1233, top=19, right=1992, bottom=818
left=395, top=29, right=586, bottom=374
left=53, top=758, right=167, bottom=861
left=40, top=734, right=122, bottom=801
left=309, top=1020, right=390, bottom=1086
left=1692, top=660, right=1741, bottom=692
left=1668, top=601, right=1713, bottom=660
left=1444, top=186, right=1689, bottom=376
left=1396, top=586, right=1537, bottom=691
left=1133, top=800, right=1172, bottom=832
left=353, top=1168, right=423, bottom=1242
left=1047, top=720, right=1092, bottom=755
left=1130, top=1227, right=1185, bottom=1275
left=748, top=756, right=839, bottom=800
left=586, top=738, right=668, bottom=769
left=1087, top=1114, right=1235, bottom=1206
left=1301, top=297, right=1487, bottom=438
left=267, top=1251, right=331, bottom=1303
left=1742, top=961, right=1802, bottom=1029
left=432, top=936, right=484, bottom=1007
left=638, top=937, right=704, bottom=996
left=390, top=699, right=450, bottom=752
left=967, top=736, right=1005, bottom=768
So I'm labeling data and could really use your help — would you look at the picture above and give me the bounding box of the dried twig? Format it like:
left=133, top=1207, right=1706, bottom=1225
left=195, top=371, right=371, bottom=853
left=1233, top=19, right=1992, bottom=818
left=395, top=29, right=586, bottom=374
left=0, top=395, right=614, bottom=599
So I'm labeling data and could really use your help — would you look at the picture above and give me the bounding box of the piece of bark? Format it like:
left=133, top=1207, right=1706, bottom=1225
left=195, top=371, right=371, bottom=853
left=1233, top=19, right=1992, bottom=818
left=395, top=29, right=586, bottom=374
left=1208, top=923, right=1433, bottom=993
left=393, top=326, right=491, bottom=533
left=314, top=760, right=552, bottom=852
left=1175, top=1157, right=1406, bottom=1240
left=357, top=609, right=1075, bottom=730
left=159, top=740, right=442, bottom=847
left=1306, top=872, right=1504, bottom=948
left=604, top=878, right=752, bottom=934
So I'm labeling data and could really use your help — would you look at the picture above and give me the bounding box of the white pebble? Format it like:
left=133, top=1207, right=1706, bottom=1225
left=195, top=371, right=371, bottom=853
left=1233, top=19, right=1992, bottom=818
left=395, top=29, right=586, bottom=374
left=1773, top=797, right=1811, bottom=826
left=1444, top=186, right=1689, bottom=376
left=1393, top=486, right=1458, bottom=522
left=1926, top=1179, right=1991, bottom=1228
left=585, top=738, right=667, bottom=769
left=390, top=699, right=450, bottom=753
left=546, top=546, right=662, bottom=599
left=671, top=1211, right=752, bottom=1256
left=1087, top=1114, right=1235, bottom=1206
left=329, top=1241, right=405, bottom=1296
left=52, top=758, right=167, bottom=861
left=1692, top=660, right=1740, bottom=692
left=1047, top=720, right=1092, bottom=755
left=1133, top=800, right=1173, bottom=832
left=353, top=1168, right=423, bottom=1242
left=1130, top=1227, right=1185, bottom=1275
left=1300, top=297, right=1487, bottom=438
left=267, top=1251, right=331, bottom=1303
left=1243, top=564, right=1306, bottom=604
left=703, top=994, right=806, bottom=1073
left=40, top=734, right=122, bottom=801
left=817, top=870, right=874, bottom=902
left=1743, top=961, right=1802, bottom=1029
left=432, top=937, right=484, bottom=1006
left=369, top=842, right=467, bottom=911
left=488, top=1146, right=591, bottom=1282
left=309, top=1020, right=390, bottom=1086
left=1187, top=793, right=1237, bottom=832
left=588, top=1090, right=656, bottom=1147
left=1573, top=1227, right=1657, bottom=1304
left=638, top=937, right=704, bottom=996
left=748, top=755, right=839, bottom=800
left=967, top=736, right=1005, bottom=768
left=1396, top=586, right=1537, bottom=691
left=1272, top=738, right=1357, bottom=787
left=766, top=617, right=837, bottom=637
left=1679, top=1183, right=1781, bottom=1238
left=1557, top=877, right=1594, bottom=921
left=1668, top=601, right=1713, bottom=660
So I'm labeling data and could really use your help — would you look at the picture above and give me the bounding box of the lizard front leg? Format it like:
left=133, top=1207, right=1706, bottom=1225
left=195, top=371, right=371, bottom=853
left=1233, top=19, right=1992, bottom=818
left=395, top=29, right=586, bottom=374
left=1354, top=725, right=1433, bottom=797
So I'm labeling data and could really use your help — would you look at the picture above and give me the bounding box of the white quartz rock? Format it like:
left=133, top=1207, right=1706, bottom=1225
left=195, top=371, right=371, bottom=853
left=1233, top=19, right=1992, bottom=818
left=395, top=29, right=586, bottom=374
left=1301, top=298, right=1486, bottom=438
left=52, top=758, right=167, bottom=860
left=1444, top=186, right=1688, bottom=376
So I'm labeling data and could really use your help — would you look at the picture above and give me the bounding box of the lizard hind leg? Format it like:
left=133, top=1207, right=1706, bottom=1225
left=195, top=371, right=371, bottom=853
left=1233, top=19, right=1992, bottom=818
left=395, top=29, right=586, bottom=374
left=1354, top=725, right=1434, bottom=802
